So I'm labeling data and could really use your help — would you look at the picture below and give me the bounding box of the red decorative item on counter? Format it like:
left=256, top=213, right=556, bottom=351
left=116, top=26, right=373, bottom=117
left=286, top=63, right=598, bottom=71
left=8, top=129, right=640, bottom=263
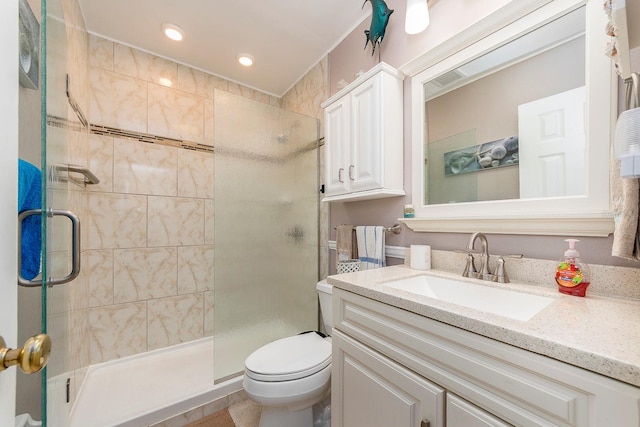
left=555, top=239, right=591, bottom=297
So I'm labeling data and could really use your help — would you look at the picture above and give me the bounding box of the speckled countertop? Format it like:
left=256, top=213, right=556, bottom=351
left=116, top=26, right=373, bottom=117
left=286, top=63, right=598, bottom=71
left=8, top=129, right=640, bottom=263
left=328, top=265, right=640, bottom=388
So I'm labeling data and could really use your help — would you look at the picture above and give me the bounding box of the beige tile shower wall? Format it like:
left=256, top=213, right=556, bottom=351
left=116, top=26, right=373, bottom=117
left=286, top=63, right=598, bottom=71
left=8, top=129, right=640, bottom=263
left=87, top=35, right=280, bottom=364
left=27, top=0, right=94, bottom=415
left=54, top=0, right=92, bottom=413
left=86, top=134, right=215, bottom=363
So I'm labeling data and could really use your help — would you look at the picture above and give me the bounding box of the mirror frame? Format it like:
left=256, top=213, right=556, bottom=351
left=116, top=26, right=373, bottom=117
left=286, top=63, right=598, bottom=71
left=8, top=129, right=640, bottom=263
left=401, top=0, right=616, bottom=236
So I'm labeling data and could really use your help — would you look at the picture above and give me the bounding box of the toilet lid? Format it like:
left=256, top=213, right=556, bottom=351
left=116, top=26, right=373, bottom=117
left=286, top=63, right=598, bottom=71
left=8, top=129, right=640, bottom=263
left=245, top=332, right=331, bottom=381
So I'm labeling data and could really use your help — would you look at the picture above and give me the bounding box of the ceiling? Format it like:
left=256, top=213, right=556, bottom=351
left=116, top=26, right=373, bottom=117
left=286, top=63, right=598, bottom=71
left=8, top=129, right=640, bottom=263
left=77, top=0, right=371, bottom=97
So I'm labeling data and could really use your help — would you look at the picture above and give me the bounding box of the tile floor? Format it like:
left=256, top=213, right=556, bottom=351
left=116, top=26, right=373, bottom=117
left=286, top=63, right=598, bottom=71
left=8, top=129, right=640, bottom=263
left=185, top=399, right=261, bottom=427
left=228, top=399, right=262, bottom=427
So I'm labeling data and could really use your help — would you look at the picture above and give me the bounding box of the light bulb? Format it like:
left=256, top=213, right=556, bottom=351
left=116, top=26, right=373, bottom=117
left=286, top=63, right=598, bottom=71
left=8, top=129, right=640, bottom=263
left=162, top=23, right=184, bottom=41
left=405, top=0, right=430, bottom=35
left=238, top=54, right=254, bottom=67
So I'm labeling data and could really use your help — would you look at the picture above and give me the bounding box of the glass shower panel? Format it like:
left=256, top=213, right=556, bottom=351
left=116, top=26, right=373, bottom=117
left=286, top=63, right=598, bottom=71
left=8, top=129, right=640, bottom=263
left=213, top=90, right=319, bottom=382
left=426, top=129, right=479, bottom=204
left=42, top=0, right=84, bottom=424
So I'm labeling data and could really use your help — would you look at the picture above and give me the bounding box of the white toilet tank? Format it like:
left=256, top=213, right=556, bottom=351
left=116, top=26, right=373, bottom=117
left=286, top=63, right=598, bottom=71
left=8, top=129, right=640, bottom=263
left=316, top=280, right=333, bottom=335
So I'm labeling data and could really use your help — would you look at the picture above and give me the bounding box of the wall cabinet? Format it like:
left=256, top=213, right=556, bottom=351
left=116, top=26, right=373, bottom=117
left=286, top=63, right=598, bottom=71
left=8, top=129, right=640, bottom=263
left=321, top=63, right=404, bottom=202
left=332, top=288, right=640, bottom=427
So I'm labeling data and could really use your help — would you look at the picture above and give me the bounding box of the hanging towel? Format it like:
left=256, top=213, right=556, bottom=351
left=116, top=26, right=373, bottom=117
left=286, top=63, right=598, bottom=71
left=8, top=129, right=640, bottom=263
left=18, top=159, right=42, bottom=280
left=355, top=226, right=385, bottom=270
left=611, top=74, right=640, bottom=261
left=336, top=224, right=358, bottom=263
left=611, top=155, right=640, bottom=260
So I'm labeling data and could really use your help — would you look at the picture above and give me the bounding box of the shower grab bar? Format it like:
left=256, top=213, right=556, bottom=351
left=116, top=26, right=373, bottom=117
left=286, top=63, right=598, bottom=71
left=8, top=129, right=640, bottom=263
left=333, top=223, right=402, bottom=234
left=18, top=209, right=81, bottom=288
left=51, top=163, right=100, bottom=187
left=67, top=74, right=88, bottom=128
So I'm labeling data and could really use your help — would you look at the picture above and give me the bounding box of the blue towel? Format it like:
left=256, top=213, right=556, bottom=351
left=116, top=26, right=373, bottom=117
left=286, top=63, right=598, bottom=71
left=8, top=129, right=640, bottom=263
left=356, top=226, right=386, bottom=270
left=18, top=159, right=42, bottom=280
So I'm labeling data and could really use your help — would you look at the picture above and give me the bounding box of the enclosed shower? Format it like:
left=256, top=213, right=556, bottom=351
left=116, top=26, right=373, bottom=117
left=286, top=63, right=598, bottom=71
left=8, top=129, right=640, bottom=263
left=213, top=91, right=319, bottom=382
left=15, top=0, right=322, bottom=424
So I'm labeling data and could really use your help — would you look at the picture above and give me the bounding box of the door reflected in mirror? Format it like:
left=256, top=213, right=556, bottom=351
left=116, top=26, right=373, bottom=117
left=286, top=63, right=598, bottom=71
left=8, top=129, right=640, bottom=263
left=424, top=6, right=586, bottom=206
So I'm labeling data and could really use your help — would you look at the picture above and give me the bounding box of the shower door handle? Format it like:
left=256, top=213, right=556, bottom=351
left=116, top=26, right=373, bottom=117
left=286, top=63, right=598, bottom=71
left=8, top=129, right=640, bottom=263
left=18, top=209, right=81, bottom=287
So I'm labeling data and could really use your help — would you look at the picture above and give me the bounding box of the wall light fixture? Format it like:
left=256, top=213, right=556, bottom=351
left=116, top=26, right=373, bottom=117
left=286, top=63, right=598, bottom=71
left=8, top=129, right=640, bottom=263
left=405, top=0, right=430, bottom=35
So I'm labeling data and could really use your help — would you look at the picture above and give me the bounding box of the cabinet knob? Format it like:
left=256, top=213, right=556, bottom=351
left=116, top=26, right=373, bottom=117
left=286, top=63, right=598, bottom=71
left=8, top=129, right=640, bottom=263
left=349, top=165, right=355, bottom=180
left=338, top=168, right=344, bottom=183
left=421, top=419, right=430, bottom=427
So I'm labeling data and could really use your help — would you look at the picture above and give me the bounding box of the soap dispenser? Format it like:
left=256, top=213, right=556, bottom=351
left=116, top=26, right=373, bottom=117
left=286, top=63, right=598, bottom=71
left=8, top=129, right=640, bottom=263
left=555, top=239, right=591, bottom=297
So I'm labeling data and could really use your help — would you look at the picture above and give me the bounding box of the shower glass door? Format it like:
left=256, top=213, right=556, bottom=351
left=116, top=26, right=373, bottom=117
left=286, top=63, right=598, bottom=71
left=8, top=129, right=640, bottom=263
left=213, top=90, right=319, bottom=381
left=38, top=0, right=88, bottom=424
left=41, top=0, right=70, bottom=424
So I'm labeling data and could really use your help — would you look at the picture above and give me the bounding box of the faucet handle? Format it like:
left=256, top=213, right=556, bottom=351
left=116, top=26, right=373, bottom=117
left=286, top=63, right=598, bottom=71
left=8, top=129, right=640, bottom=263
left=489, top=254, right=523, bottom=259
left=462, top=253, right=477, bottom=278
left=455, top=250, right=478, bottom=278
left=493, top=254, right=523, bottom=283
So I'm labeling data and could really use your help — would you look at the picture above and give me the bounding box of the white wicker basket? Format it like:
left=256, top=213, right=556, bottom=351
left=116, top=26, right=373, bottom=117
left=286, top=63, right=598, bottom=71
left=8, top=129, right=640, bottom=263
left=337, top=259, right=360, bottom=274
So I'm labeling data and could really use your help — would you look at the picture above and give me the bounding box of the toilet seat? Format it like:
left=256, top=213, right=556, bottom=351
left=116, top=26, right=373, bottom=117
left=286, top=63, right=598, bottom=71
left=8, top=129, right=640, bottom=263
left=245, top=333, right=331, bottom=382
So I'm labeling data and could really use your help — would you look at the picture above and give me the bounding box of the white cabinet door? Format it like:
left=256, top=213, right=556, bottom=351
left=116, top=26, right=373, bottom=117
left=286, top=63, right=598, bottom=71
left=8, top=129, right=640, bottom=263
left=332, top=330, right=444, bottom=427
left=350, top=74, right=384, bottom=193
left=324, top=96, right=351, bottom=197
left=321, top=63, right=404, bottom=202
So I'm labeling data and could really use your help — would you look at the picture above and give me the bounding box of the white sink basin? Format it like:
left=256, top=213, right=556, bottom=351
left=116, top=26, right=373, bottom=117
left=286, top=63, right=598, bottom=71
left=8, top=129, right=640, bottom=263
left=382, top=275, right=553, bottom=321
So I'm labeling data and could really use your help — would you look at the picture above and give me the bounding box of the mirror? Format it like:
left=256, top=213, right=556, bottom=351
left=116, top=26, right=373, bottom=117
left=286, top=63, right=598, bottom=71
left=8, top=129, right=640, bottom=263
left=425, top=7, right=585, bottom=205
left=404, top=0, right=615, bottom=236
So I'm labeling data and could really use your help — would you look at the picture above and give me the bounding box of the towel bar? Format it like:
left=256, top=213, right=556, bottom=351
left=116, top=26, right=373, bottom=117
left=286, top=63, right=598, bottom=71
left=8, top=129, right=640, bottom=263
left=334, top=223, right=402, bottom=234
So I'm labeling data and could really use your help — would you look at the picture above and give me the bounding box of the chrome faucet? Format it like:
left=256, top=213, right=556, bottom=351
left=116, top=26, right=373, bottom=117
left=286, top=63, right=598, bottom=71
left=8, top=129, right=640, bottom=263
left=466, top=232, right=491, bottom=280
left=461, top=232, right=523, bottom=283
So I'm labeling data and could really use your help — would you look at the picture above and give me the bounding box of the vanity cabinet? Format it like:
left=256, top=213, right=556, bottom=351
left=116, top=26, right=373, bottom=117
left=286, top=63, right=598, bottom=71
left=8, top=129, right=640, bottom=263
left=331, top=288, right=640, bottom=427
left=321, top=62, right=404, bottom=202
left=333, top=330, right=444, bottom=427
left=446, top=394, right=511, bottom=427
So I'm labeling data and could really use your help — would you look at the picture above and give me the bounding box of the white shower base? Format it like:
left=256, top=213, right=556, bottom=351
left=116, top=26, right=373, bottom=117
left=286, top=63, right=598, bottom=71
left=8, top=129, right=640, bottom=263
left=70, top=337, right=242, bottom=427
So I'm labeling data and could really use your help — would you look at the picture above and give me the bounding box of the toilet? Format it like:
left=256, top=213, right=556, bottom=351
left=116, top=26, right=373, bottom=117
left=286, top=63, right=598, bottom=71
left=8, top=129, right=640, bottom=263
left=243, top=279, right=333, bottom=427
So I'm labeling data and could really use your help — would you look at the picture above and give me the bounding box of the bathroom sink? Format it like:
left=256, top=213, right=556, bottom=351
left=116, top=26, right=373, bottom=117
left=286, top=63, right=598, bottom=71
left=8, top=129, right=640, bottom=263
left=382, top=275, right=553, bottom=321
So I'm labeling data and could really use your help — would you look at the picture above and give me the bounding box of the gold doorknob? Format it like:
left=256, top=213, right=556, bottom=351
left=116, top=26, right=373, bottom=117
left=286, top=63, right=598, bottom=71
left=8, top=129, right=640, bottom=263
left=0, top=334, right=51, bottom=374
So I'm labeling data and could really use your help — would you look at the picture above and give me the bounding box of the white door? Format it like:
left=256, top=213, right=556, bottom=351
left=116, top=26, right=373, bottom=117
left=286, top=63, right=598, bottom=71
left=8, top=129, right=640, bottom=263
left=518, top=86, right=586, bottom=199
left=0, top=0, right=20, bottom=424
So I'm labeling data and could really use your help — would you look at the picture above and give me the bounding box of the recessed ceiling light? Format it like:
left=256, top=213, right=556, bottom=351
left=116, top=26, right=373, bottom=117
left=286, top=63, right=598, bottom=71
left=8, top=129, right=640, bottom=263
left=238, top=54, right=254, bottom=67
left=162, top=23, right=184, bottom=41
